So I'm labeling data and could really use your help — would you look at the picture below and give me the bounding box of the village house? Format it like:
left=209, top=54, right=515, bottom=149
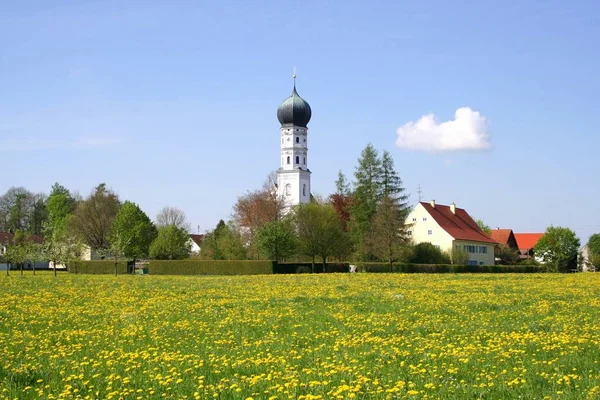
left=406, top=201, right=496, bottom=265
left=189, top=234, right=204, bottom=256
left=514, top=233, right=545, bottom=259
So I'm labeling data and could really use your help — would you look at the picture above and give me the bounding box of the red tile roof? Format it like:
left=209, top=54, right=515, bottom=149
left=189, top=234, right=205, bottom=247
left=489, top=229, right=513, bottom=245
left=420, top=202, right=497, bottom=244
left=514, top=233, right=544, bottom=251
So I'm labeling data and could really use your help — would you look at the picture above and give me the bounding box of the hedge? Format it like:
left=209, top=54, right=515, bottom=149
left=70, top=260, right=128, bottom=274
left=149, top=260, right=274, bottom=275
left=355, top=262, right=543, bottom=273
left=274, top=262, right=349, bottom=274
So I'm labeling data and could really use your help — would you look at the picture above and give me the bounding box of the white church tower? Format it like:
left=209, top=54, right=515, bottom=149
left=276, top=73, right=312, bottom=208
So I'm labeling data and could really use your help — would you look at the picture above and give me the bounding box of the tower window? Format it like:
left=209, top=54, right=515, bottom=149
left=285, top=184, right=291, bottom=196
left=303, top=184, right=306, bottom=196
left=295, top=156, right=299, bottom=164
left=303, top=157, right=306, bottom=164
left=286, top=156, right=290, bottom=164
left=296, top=137, right=299, bottom=143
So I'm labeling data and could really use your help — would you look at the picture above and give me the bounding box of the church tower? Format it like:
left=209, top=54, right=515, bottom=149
left=276, top=73, right=312, bottom=208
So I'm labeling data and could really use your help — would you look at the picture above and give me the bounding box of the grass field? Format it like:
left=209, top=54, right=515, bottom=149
left=1, top=273, right=599, bottom=399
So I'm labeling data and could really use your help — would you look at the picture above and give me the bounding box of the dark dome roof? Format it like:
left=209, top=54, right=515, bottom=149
left=277, top=85, right=312, bottom=128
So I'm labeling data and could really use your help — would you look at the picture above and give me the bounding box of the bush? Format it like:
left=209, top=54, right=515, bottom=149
left=408, top=243, right=452, bottom=264
left=149, top=260, right=273, bottom=275
left=70, top=260, right=128, bottom=274
left=273, top=262, right=349, bottom=274
left=355, top=262, right=543, bottom=273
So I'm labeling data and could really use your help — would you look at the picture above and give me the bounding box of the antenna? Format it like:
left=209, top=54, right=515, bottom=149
left=293, top=66, right=297, bottom=80
left=417, top=184, right=422, bottom=202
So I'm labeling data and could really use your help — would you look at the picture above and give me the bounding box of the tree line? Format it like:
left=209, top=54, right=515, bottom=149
left=1, top=182, right=193, bottom=275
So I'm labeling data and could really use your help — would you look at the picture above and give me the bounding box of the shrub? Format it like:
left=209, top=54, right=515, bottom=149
left=149, top=260, right=273, bottom=275
left=408, top=243, right=451, bottom=264
left=70, top=260, right=128, bottom=275
left=355, top=262, right=543, bottom=273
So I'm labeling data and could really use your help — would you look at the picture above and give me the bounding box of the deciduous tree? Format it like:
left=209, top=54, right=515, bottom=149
left=112, top=201, right=157, bottom=267
left=156, top=206, right=190, bottom=231
left=149, top=225, right=190, bottom=260
left=534, top=226, right=580, bottom=272
left=255, top=219, right=297, bottom=262
left=586, top=233, right=600, bottom=268
left=71, top=184, right=120, bottom=252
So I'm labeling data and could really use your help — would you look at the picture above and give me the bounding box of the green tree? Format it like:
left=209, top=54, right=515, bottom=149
left=46, top=183, right=76, bottom=233
left=28, top=195, right=47, bottom=236
left=450, top=247, right=469, bottom=266
left=335, top=170, right=351, bottom=195
left=149, top=225, right=190, bottom=260
left=27, top=242, right=44, bottom=276
left=534, top=226, right=580, bottom=272
left=294, top=202, right=349, bottom=272
left=349, top=144, right=382, bottom=259
left=586, top=233, right=600, bottom=268
left=367, top=195, right=411, bottom=270
left=408, top=243, right=451, bottom=264
left=4, top=231, right=32, bottom=276
left=71, top=183, right=120, bottom=253
left=201, top=220, right=247, bottom=260
left=112, top=201, right=157, bottom=268
left=476, top=219, right=492, bottom=236
left=495, top=244, right=519, bottom=265
left=255, top=219, right=297, bottom=262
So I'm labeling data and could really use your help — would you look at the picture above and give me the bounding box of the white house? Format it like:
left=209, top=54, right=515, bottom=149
left=580, top=244, right=596, bottom=272
left=189, top=234, right=204, bottom=256
left=406, top=201, right=496, bottom=265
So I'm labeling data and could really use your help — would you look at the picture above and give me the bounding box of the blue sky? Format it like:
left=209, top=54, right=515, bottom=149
left=1, top=0, right=599, bottom=243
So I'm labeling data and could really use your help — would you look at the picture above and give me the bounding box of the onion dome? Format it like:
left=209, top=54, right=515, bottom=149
left=277, top=84, right=312, bottom=128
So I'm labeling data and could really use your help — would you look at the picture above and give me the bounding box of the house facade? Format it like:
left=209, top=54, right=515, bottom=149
left=189, top=234, right=204, bottom=256
left=406, top=201, right=496, bottom=265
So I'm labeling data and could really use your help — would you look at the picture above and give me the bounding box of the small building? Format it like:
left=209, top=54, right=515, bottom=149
left=580, top=244, right=596, bottom=272
left=0, top=231, right=46, bottom=270
left=489, top=229, right=519, bottom=250
left=189, top=234, right=204, bottom=256
left=514, top=233, right=545, bottom=259
left=406, top=201, right=497, bottom=265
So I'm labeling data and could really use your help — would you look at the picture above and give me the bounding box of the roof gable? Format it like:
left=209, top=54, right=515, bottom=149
left=514, top=233, right=545, bottom=251
left=490, top=229, right=518, bottom=248
left=420, top=202, right=496, bottom=244
left=189, top=234, right=205, bottom=247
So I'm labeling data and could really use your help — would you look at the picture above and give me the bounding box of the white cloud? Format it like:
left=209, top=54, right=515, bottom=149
left=395, top=107, right=491, bottom=152
left=0, top=135, right=125, bottom=151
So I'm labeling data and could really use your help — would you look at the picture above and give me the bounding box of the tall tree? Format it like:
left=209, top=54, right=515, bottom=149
left=149, top=225, right=190, bottom=260
left=335, top=170, right=351, bottom=195
left=367, top=195, right=411, bottom=270
left=0, top=187, right=42, bottom=233
left=255, top=219, right=297, bottom=262
left=46, top=183, right=76, bottom=233
left=28, top=194, right=47, bottom=236
left=349, top=144, right=382, bottom=259
left=156, top=206, right=190, bottom=231
left=71, top=183, right=120, bottom=252
left=534, top=226, right=580, bottom=272
left=112, top=201, right=157, bottom=268
left=294, top=202, right=349, bottom=272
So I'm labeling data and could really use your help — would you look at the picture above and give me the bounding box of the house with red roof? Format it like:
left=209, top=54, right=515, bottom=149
left=189, top=234, right=205, bottom=255
left=514, top=233, right=545, bottom=259
left=406, top=201, right=497, bottom=265
left=489, top=229, right=518, bottom=250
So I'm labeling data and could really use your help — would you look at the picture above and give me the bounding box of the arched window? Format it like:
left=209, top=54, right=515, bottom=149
left=303, top=157, right=306, bottom=164
left=296, top=137, right=299, bottom=144
left=303, top=184, right=306, bottom=196
left=285, top=184, right=291, bottom=196
left=295, top=156, right=299, bottom=164
left=286, top=156, right=290, bottom=164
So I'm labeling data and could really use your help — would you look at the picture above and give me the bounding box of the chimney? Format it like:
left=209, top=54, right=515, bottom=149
left=430, top=199, right=435, bottom=208
left=450, top=202, right=456, bottom=214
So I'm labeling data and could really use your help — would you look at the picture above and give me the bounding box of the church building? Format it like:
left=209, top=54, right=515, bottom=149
left=276, top=75, right=312, bottom=208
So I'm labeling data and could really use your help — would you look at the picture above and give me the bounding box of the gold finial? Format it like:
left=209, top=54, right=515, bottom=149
left=293, top=66, right=297, bottom=80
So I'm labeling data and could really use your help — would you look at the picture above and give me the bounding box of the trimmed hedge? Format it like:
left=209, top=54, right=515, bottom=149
left=355, top=262, right=543, bottom=273
left=149, top=260, right=274, bottom=275
left=70, top=260, right=128, bottom=274
left=274, top=262, right=350, bottom=274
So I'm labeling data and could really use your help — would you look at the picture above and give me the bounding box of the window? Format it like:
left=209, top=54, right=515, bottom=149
left=303, top=138, right=306, bottom=142
left=480, top=246, right=487, bottom=254
left=408, top=231, right=412, bottom=236
left=468, top=260, right=478, bottom=266
left=423, top=217, right=427, bottom=222
left=285, top=184, right=291, bottom=196
left=303, top=157, right=306, bottom=164
left=296, top=137, right=299, bottom=143
left=295, top=156, right=299, bottom=164
left=303, top=184, right=306, bottom=196
left=428, top=230, right=432, bottom=235
left=286, top=156, right=290, bottom=164
left=412, top=218, right=417, bottom=222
